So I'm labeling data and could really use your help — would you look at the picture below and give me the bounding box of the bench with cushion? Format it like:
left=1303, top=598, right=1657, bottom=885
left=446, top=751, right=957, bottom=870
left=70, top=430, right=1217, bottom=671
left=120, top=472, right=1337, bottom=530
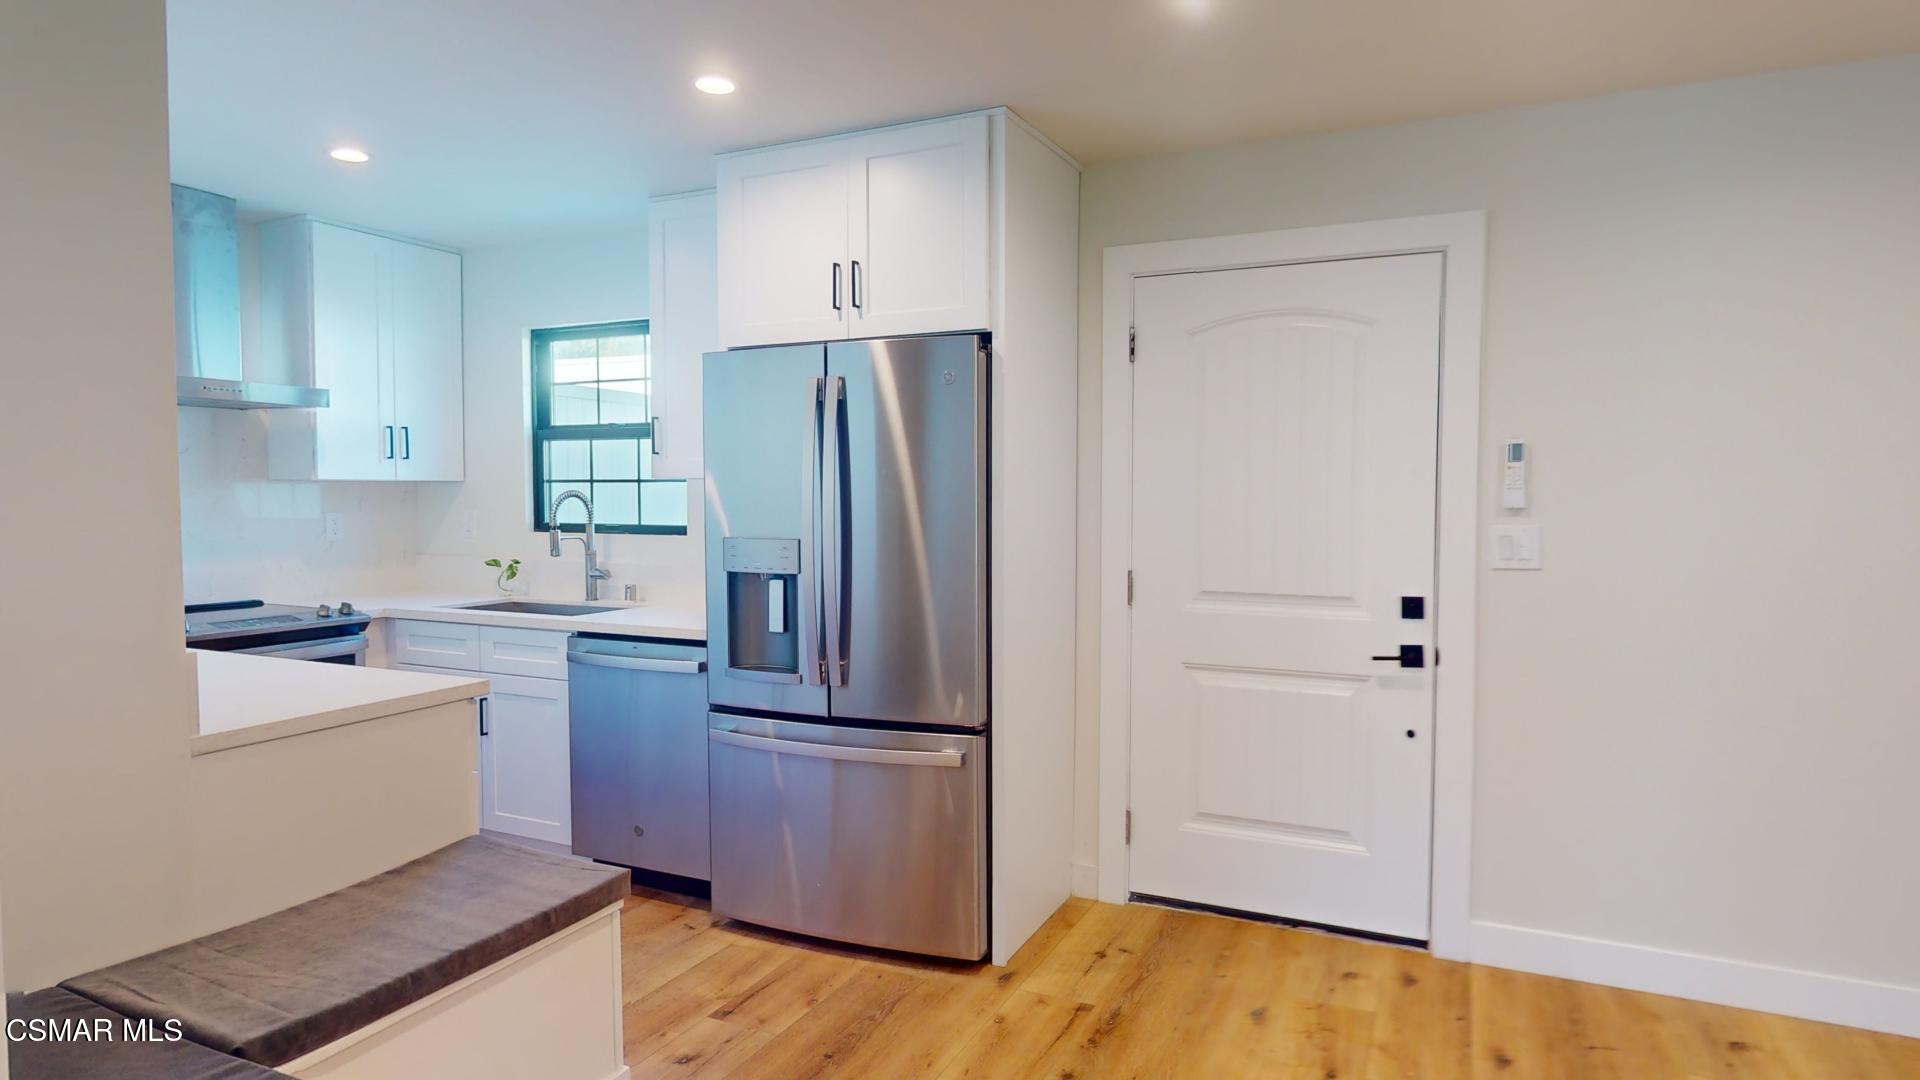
left=6, top=987, right=291, bottom=1079
left=56, top=834, right=630, bottom=1077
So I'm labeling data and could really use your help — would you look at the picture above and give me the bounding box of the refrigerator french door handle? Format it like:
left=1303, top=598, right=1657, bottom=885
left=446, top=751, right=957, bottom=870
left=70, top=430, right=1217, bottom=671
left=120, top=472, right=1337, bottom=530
left=822, top=374, right=848, bottom=687
left=801, top=375, right=826, bottom=685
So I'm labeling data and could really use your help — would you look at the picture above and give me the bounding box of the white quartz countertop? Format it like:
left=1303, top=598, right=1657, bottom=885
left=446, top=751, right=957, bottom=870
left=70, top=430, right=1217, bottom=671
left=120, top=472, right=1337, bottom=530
left=345, top=593, right=706, bottom=641
left=191, top=649, right=489, bottom=757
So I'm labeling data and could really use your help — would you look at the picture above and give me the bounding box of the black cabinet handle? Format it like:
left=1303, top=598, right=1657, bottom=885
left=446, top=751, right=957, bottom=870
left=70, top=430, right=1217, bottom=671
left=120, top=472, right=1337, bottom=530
left=400, top=426, right=411, bottom=460
left=384, top=425, right=395, bottom=460
left=850, top=259, right=862, bottom=311
left=831, top=262, right=842, bottom=313
left=1370, top=645, right=1426, bottom=669
left=478, top=698, right=489, bottom=737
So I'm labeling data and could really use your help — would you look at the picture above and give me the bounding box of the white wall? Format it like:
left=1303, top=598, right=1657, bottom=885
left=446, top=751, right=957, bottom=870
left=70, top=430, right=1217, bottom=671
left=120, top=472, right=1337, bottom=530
left=414, top=229, right=705, bottom=604
left=1076, top=54, right=1920, bottom=998
left=0, top=0, right=196, bottom=991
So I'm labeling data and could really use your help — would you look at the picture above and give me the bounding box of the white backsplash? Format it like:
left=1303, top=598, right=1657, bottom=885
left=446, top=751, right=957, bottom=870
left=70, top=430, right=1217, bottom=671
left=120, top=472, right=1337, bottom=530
left=178, top=407, right=421, bottom=604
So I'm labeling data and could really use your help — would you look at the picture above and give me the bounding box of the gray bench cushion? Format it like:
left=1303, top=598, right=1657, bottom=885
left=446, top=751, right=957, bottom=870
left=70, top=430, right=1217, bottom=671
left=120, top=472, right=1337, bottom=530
left=60, top=834, right=629, bottom=1066
left=6, top=988, right=291, bottom=1079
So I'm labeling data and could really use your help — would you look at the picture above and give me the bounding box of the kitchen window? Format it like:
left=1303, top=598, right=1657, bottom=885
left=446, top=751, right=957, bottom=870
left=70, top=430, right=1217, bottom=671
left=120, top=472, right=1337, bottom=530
left=530, top=320, right=687, bottom=535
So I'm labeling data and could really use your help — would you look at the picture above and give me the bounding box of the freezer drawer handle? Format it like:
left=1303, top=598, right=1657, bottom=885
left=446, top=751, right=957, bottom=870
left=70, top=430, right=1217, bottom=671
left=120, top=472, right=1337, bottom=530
left=710, top=728, right=966, bottom=768
left=569, top=652, right=706, bottom=675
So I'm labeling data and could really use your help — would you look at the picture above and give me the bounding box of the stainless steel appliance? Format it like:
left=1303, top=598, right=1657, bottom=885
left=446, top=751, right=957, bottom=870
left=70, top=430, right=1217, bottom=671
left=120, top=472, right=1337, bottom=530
left=171, top=186, right=329, bottom=410
left=568, top=636, right=711, bottom=879
left=703, top=333, right=988, bottom=960
left=184, top=600, right=369, bottom=665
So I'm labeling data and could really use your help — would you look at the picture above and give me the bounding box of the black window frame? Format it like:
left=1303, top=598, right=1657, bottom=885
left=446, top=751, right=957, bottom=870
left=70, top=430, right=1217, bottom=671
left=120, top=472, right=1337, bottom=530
left=529, top=320, right=688, bottom=536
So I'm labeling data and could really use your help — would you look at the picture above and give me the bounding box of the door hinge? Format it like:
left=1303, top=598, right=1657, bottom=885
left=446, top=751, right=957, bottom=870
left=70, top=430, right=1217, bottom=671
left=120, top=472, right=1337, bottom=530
left=1126, top=570, right=1134, bottom=606
left=1125, top=808, right=1132, bottom=844
left=1128, top=325, right=1136, bottom=363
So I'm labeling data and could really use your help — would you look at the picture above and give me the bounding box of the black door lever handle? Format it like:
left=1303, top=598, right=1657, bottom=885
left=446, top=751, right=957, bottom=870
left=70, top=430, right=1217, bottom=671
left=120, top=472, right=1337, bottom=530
left=1370, top=645, right=1425, bottom=669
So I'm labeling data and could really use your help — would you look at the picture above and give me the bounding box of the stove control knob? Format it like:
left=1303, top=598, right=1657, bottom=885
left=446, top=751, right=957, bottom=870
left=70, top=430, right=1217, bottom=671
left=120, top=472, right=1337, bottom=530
left=316, top=604, right=333, bottom=618
left=338, top=602, right=357, bottom=616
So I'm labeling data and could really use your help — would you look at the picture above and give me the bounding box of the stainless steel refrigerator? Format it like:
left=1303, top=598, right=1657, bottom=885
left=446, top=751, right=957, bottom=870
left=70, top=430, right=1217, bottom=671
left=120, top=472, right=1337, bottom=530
left=703, top=333, right=988, bottom=960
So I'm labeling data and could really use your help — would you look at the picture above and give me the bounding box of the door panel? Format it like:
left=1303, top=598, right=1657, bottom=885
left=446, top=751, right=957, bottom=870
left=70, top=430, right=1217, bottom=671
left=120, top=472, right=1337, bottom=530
left=703, top=344, right=830, bottom=717
left=647, top=194, right=717, bottom=479
left=717, top=142, right=849, bottom=347
left=826, top=335, right=986, bottom=728
left=309, top=223, right=391, bottom=479
left=390, top=240, right=464, bottom=480
left=1129, top=254, right=1442, bottom=940
left=708, top=713, right=987, bottom=959
left=479, top=672, right=570, bottom=845
left=846, top=116, right=989, bottom=338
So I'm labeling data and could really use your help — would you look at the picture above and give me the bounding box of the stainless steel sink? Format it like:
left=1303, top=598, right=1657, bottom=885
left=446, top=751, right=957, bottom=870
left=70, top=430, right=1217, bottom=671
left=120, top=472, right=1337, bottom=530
left=456, top=600, right=616, bottom=617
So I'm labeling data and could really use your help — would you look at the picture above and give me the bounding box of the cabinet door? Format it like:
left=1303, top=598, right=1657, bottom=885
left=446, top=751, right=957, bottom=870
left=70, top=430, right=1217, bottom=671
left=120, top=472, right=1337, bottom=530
left=309, top=223, right=394, bottom=479
left=647, top=193, right=716, bottom=479
left=479, top=672, right=571, bottom=845
left=389, top=240, right=465, bottom=481
left=716, top=140, right=850, bottom=347
left=845, top=115, right=989, bottom=339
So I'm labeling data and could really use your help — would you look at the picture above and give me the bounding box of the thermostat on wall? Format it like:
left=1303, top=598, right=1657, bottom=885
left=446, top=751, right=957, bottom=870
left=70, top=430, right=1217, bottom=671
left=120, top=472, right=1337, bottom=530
left=1502, top=440, right=1528, bottom=510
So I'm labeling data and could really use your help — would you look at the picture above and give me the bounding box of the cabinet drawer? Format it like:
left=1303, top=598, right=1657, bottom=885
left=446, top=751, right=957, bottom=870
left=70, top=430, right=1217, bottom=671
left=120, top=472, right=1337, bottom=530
left=390, top=620, right=481, bottom=670
left=479, top=627, right=571, bottom=679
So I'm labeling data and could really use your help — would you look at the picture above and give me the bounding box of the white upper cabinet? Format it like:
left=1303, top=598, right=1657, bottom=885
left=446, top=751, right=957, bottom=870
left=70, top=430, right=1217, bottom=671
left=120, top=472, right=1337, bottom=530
left=647, top=192, right=717, bottom=479
left=388, top=240, right=464, bottom=480
left=846, top=116, right=989, bottom=340
left=263, top=219, right=465, bottom=481
left=716, top=114, right=989, bottom=347
left=717, top=141, right=850, bottom=347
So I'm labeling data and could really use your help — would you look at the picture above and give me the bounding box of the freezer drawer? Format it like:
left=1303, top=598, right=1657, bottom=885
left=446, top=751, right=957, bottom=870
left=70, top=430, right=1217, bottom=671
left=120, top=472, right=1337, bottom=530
left=569, top=637, right=711, bottom=879
left=707, top=713, right=987, bottom=960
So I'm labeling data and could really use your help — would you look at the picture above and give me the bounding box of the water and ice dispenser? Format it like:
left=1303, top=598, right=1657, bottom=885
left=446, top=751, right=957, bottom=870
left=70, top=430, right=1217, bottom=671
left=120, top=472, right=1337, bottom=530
left=721, top=537, right=802, bottom=683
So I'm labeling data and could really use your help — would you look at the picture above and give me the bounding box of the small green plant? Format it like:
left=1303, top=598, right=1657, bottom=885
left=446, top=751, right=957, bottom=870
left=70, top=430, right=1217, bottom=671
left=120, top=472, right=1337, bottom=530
left=485, top=557, right=522, bottom=593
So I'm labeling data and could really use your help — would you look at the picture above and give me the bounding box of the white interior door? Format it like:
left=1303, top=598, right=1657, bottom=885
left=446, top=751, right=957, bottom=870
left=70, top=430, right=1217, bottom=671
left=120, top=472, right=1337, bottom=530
left=1128, top=253, right=1443, bottom=940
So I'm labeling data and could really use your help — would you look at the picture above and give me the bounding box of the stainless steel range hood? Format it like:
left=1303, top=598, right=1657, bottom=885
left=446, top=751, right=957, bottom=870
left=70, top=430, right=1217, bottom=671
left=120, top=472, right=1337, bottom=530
left=172, top=185, right=329, bottom=409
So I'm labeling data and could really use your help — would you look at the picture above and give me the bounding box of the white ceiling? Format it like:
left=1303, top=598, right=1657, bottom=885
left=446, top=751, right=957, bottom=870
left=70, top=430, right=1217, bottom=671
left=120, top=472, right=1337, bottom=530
left=167, top=0, right=1920, bottom=248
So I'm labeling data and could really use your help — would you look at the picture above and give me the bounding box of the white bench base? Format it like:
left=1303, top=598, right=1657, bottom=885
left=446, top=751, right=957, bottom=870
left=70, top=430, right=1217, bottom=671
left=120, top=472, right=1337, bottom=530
left=281, top=902, right=627, bottom=1080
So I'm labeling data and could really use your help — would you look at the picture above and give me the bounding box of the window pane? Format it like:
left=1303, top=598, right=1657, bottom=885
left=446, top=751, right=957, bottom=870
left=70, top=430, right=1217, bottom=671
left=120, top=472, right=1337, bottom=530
left=592, top=438, right=638, bottom=480
left=597, top=335, right=649, bottom=382
left=548, top=383, right=599, bottom=426
left=549, top=337, right=598, bottom=384
left=544, top=438, right=591, bottom=480
left=547, top=484, right=590, bottom=525
left=591, top=482, right=640, bottom=527
left=641, top=480, right=689, bottom=527
left=596, top=380, right=650, bottom=424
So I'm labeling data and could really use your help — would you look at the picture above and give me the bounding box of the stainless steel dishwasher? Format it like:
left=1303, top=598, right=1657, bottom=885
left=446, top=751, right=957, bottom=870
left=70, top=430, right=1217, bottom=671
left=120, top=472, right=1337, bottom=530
left=568, top=635, right=710, bottom=879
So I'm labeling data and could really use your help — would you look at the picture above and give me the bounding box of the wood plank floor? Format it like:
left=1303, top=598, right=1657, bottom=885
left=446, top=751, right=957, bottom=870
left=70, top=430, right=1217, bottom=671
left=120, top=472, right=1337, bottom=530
left=617, top=889, right=1919, bottom=1079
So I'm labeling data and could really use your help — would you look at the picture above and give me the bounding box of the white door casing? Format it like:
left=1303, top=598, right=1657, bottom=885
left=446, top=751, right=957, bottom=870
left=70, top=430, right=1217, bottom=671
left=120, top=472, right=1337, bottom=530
left=1128, top=254, right=1442, bottom=940
left=1099, top=212, right=1485, bottom=960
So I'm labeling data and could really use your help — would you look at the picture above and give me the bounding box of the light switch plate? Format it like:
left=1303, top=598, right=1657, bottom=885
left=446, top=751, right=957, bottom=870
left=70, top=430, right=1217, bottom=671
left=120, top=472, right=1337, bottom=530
left=1490, top=524, right=1542, bottom=570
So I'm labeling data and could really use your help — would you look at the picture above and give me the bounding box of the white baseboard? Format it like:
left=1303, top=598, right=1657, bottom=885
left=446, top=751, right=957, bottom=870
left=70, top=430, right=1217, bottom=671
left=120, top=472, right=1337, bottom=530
left=1470, top=920, right=1920, bottom=1039
left=1070, top=862, right=1099, bottom=898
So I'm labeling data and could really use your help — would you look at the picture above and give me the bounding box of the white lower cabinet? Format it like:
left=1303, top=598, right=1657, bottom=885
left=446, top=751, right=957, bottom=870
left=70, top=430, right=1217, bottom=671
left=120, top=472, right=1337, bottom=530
left=477, top=672, right=572, bottom=845
left=397, top=657, right=572, bottom=846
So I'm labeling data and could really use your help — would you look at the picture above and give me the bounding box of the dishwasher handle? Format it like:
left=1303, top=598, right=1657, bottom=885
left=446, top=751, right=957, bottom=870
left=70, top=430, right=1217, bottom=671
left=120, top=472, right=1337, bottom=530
left=710, top=727, right=965, bottom=768
left=568, top=651, right=706, bottom=675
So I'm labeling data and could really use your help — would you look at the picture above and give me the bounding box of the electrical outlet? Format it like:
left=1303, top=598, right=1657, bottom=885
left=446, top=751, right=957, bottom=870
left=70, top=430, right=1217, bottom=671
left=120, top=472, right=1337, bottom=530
left=460, top=511, right=479, bottom=542
left=323, top=512, right=345, bottom=541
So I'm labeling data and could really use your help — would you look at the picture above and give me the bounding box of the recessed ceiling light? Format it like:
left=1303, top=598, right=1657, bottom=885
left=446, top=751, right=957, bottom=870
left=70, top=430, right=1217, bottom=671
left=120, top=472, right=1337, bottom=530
left=694, top=75, right=736, bottom=96
left=329, top=146, right=370, bottom=164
